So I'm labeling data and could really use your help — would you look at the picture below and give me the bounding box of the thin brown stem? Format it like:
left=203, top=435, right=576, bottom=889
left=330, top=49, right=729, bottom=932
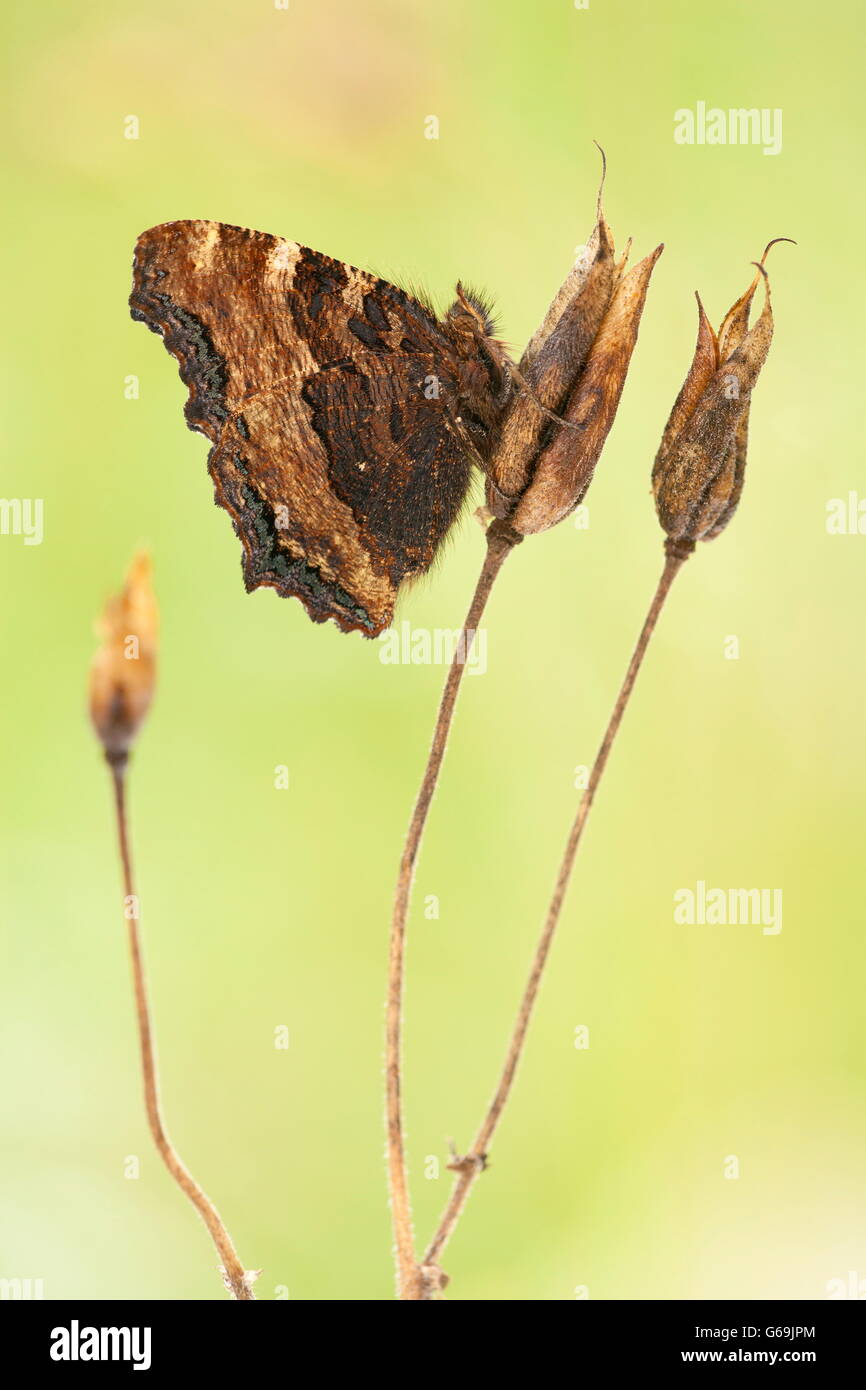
left=109, top=758, right=256, bottom=1301
left=424, top=543, right=690, bottom=1273
left=386, top=521, right=521, bottom=1300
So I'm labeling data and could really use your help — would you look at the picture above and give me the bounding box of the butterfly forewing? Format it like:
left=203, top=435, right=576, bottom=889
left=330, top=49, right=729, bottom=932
left=130, top=220, right=474, bottom=635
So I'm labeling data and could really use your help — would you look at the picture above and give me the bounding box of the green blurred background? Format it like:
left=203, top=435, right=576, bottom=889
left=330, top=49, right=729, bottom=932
left=3, top=0, right=863, bottom=1301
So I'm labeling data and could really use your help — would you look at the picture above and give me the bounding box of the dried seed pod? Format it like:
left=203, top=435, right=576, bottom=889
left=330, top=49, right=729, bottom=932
left=88, top=552, right=158, bottom=765
left=486, top=194, right=617, bottom=507
left=489, top=214, right=617, bottom=503
left=485, top=153, right=661, bottom=531
left=652, top=247, right=786, bottom=548
left=511, top=243, right=663, bottom=535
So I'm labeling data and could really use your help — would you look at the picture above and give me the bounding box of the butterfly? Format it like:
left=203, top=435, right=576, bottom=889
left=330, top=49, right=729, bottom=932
left=129, top=221, right=520, bottom=636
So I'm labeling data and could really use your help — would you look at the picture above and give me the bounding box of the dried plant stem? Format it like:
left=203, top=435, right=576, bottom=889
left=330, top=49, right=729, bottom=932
left=109, top=759, right=255, bottom=1301
left=424, top=543, right=690, bottom=1275
left=386, top=521, right=521, bottom=1300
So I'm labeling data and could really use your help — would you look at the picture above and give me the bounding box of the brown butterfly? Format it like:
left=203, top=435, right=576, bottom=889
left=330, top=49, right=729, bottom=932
left=130, top=221, right=520, bottom=636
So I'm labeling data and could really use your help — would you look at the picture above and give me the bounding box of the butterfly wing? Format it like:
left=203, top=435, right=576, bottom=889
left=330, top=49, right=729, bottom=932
left=130, top=220, right=472, bottom=636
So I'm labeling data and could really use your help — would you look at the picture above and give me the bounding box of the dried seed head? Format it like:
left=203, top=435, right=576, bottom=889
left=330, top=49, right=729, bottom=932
left=653, top=241, right=790, bottom=550
left=486, top=187, right=617, bottom=507
left=511, top=242, right=663, bottom=535
left=88, top=552, right=158, bottom=766
left=485, top=155, right=662, bottom=534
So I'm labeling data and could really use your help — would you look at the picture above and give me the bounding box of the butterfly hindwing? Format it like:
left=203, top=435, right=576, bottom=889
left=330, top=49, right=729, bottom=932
left=130, top=220, right=474, bottom=635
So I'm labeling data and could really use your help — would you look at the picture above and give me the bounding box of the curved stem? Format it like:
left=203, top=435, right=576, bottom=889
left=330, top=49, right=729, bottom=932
left=110, top=760, right=256, bottom=1301
left=424, top=545, right=689, bottom=1271
left=386, top=523, right=520, bottom=1300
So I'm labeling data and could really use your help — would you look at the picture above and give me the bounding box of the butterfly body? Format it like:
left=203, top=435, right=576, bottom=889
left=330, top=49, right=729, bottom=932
left=130, top=221, right=514, bottom=636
